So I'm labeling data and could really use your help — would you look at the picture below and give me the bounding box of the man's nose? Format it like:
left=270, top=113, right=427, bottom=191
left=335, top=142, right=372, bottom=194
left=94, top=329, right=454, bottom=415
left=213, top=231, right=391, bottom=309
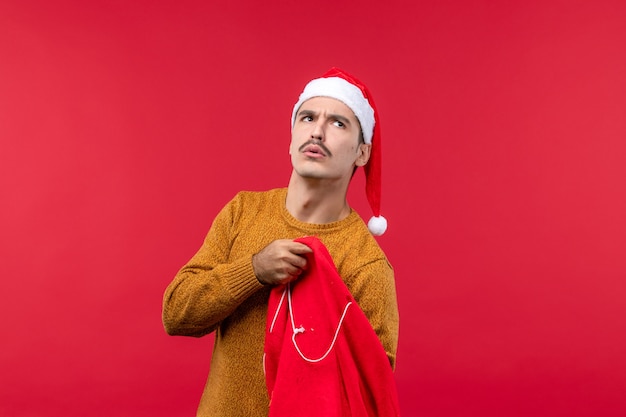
left=310, top=120, right=324, bottom=140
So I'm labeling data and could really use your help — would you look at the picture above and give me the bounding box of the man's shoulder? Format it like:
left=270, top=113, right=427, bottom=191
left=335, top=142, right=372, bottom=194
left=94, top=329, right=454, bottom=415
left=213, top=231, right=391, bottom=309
left=234, top=187, right=284, bottom=199
left=324, top=215, right=392, bottom=269
left=222, top=187, right=285, bottom=215
left=229, top=187, right=285, bottom=206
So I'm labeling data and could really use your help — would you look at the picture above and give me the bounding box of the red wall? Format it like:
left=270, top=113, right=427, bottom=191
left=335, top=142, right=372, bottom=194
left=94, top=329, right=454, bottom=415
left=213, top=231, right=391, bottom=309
left=1, top=1, right=625, bottom=416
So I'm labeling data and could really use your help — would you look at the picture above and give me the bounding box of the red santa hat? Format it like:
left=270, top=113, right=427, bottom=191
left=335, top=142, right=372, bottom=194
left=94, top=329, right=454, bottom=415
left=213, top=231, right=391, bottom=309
left=292, top=67, right=387, bottom=236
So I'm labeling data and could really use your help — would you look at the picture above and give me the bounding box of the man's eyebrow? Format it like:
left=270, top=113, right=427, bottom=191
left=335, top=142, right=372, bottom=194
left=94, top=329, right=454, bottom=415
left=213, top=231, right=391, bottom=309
left=298, top=109, right=353, bottom=125
left=297, top=109, right=317, bottom=117
left=328, top=113, right=352, bottom=125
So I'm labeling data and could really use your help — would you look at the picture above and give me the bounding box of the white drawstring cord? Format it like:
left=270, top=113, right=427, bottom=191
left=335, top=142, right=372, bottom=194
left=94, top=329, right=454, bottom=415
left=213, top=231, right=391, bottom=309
left=287, top=283, right=352, bottom=363
left=267, top=283, right=352, bottom=363
left=269, top=287, right=287, bottom=333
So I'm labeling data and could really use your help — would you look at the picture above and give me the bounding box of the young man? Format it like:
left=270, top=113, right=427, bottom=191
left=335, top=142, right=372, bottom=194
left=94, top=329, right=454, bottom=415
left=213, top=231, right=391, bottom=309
left=163, top=68, right=399, bottom=416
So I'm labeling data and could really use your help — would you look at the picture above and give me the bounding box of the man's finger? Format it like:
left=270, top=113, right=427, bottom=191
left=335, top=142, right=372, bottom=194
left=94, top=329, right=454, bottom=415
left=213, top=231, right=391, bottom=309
left=288, top=241, right=313, bottom=255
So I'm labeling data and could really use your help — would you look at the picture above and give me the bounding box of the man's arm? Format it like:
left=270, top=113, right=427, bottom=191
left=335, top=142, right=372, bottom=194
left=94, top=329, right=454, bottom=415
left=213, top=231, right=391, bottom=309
left=162, top=194, right=313, bottom=337
left=348, top=259, right=399, bottom=369
left=162, top=253, right=262, bottom=337
left=162, top=196, right=262, bottom=337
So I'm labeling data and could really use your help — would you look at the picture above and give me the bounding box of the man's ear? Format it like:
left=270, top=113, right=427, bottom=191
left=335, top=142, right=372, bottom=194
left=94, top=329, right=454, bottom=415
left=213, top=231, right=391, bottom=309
left=355, top=143, right=371, bottom=167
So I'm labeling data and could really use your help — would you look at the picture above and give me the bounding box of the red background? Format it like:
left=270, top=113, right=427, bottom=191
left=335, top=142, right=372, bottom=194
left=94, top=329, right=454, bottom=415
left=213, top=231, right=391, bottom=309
left=1, top=1, right=626, bottom=416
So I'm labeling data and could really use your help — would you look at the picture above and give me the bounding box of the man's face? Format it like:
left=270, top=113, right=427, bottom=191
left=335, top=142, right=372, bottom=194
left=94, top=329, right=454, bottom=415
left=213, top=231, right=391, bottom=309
left=290, top=96, right=370, bottom=181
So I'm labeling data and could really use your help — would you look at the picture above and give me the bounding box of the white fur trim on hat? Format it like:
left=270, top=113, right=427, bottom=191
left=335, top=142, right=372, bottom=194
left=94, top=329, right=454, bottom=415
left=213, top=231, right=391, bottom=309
left=291, top=77, right=375, bottom=144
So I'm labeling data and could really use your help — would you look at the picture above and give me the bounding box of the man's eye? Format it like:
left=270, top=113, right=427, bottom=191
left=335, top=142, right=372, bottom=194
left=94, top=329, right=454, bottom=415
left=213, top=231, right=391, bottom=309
left=333, top=120, right=345, bottom=128
left=302, top=116, right=313, bottom=122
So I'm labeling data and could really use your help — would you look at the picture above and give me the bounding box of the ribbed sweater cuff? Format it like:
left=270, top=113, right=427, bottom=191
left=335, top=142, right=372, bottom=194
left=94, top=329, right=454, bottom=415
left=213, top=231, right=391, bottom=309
left=223, top=256, right=264, bottom=302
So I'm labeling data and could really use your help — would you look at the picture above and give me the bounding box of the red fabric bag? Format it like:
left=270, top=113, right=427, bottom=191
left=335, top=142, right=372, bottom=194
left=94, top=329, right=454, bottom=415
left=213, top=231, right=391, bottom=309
left=264, top=236, right=400, bottom=417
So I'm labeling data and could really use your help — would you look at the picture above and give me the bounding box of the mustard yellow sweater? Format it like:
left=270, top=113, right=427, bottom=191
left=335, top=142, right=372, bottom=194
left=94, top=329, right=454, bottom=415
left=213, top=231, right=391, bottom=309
left=162, top=188, right=399, bottom=417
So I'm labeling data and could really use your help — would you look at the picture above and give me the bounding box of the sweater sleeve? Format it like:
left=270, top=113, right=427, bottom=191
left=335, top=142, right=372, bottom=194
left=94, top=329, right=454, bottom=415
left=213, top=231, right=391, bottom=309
left=162, top=194, right=265, bottom=337
left=348, top=258, right=399, bottom=369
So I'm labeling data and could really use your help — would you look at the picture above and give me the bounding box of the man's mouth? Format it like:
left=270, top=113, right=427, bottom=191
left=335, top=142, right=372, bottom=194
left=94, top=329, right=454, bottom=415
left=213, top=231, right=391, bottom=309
left=299, top=140, right=332, bottom=157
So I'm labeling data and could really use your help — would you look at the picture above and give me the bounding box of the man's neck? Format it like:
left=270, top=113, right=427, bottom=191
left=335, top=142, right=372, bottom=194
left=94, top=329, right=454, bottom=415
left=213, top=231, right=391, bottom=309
left=285, top=173, right=351, bottom=224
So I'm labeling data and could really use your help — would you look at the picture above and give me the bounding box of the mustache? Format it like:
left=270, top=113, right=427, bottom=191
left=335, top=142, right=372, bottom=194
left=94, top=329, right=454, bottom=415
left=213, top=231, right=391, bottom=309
left=298, top=139, right=332, bottom=157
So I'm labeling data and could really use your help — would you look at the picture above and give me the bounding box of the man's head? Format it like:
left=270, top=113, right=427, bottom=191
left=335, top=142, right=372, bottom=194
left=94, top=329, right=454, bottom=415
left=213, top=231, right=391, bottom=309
left=290, top=68, right=387, bottom=236
left=292, top=74, right=376, bottom=146
left=290, top=96, right=371, bottom=184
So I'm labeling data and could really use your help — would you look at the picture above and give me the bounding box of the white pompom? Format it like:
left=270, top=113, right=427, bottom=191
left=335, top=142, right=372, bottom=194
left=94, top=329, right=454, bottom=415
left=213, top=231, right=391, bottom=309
left=367, top=215, right=387, bottom=236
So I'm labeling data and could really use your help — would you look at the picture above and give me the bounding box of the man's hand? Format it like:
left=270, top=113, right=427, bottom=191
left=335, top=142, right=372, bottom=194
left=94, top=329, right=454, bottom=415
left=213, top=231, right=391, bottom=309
left=252, top=239, right=313, bottom=285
